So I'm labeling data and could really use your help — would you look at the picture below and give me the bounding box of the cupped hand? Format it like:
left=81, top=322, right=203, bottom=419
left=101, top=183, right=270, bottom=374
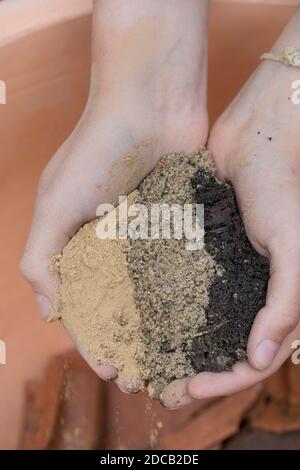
left=162, top=59, right=300, bottom=408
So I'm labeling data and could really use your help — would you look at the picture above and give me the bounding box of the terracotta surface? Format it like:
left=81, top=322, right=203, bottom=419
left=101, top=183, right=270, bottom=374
left=103, top=384, right=215, bottom=450
left=19, top=354, right=66, bottom=450
left=249, top=363, right=300, bottom=434
left=0, top=0, right=297, bottom=449
left=156, top=387, right=260, bottom=450
left=225, top=429, right=300, bottom=450
left=18, top=352, right=300, bottom=449
left=0, top=0, right=297, bottom=45
left=0, top=14, right=91, bottom=450
left=19, top=351, right=104, bottom=450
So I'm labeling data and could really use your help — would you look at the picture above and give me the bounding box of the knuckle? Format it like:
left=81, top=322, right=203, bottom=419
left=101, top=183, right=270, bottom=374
left=19, top=253, right=40, bottom=288
left=37, top=168, right=55, bottom=198
left=285, top=312, right=299, bottom=332
left=278, top=312, right=300, bottom=338
left=19, top=256, right=30, bottom=280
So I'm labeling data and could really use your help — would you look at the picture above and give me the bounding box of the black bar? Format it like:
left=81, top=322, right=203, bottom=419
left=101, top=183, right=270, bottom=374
left=0, top=450, right=299, bottom=467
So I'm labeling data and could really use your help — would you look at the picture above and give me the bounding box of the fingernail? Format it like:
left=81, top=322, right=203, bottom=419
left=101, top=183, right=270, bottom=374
left=36, top=294, right=52, bottom=321
left=252, top=339, right=280, bottom=370
left=160, top=379, right=193, bottom=410
left=116, top=378, right=143, bottom=395
left=160, top=391, right=193, bottom=410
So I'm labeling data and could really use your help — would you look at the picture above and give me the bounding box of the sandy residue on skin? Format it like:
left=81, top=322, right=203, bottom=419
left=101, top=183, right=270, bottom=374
left=108, top=139, right=153, bottom=198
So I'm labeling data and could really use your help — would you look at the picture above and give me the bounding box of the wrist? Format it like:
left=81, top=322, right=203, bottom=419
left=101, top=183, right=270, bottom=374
left=93, top=0, right=208, bottom=34
left=90, top=0, right=208, bottom=106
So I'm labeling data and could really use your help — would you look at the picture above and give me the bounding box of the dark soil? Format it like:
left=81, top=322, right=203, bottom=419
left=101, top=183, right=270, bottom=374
left=190, top=171, right=270, bottom=373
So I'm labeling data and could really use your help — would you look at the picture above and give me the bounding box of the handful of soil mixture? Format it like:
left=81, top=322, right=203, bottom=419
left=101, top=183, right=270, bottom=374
left=53, top=150, right=269, bottom=398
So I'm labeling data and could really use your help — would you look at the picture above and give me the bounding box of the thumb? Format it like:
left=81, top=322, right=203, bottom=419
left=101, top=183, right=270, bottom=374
left=248, top=235, right=300, bottom=370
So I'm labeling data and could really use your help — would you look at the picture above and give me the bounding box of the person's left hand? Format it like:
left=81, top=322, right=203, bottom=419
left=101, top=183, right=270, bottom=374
left=161, top=59, right=300, bottom=409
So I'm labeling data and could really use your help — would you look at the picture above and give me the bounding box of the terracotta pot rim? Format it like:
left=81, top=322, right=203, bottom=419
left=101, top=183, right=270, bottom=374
left=0, top=0, right=296, bottom=48
left=0, top=0, right=92, bottom=47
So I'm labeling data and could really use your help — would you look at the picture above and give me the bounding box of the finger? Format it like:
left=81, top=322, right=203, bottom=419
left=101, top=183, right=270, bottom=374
left=65, top=322, right=144, bottom=391
left=64, top=322, right=118, bottom=381
left=189, top=324, right=299, bottom=399
left=160, top=378, right=194, bottom=409
left=188, top=363, right=263, bottom=400
left=162, top=323, right=300, bottom=406
left=161, top=364, right=257, bottom=407
left=247, top=236, right=300, bottom=370
left=66, top=322, right=143, bottom=392
left=115, top=377, right=144, bottom=395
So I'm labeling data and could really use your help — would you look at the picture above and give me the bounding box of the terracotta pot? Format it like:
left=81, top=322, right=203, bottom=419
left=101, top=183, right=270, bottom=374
left=0, top=0, right=297, bottom=450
